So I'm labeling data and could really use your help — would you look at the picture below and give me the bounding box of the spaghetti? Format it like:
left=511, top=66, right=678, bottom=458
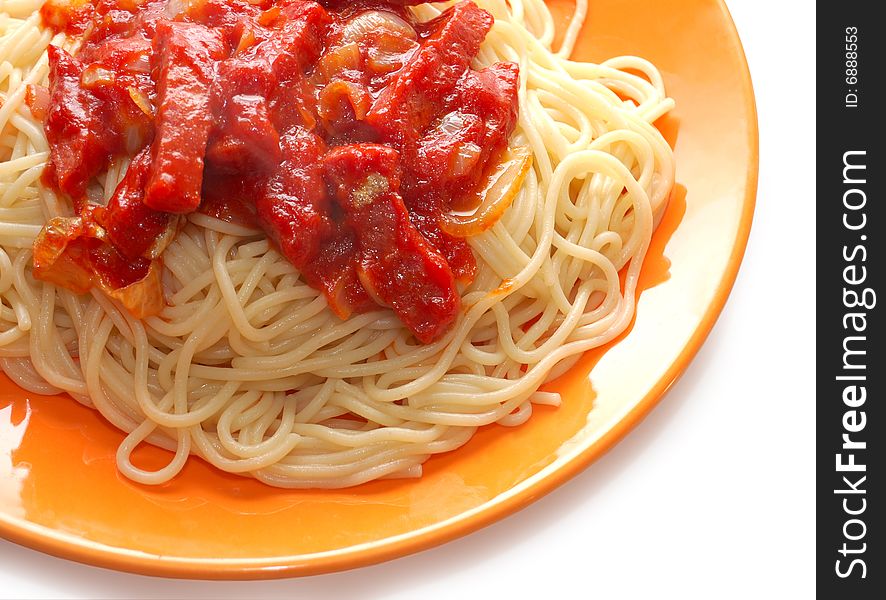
left=0, top=0, right=675, bottom=488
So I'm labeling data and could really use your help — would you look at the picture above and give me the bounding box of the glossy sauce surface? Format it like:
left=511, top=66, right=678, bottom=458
left=33, top=0, right=520, bottom=341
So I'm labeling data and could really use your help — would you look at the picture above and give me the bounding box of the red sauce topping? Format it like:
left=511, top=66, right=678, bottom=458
left=34, top=0, right=519, bottom=343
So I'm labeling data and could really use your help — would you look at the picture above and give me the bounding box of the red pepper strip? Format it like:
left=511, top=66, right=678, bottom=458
left=404, top=62, right=520, bottom=201
left=365, top=1, right=493, bottom=147
left=254, top=128, right=372, bottom=318
left=144, top=21, right=227, bottom=214
left=255, top=127, right=332, bottom=267
left=206, top=93, right=282, bottom=172
left=42, top=46, right=113, bottom=207
left=324, top=144, right=460, bottom=343
left=252, top=1, right=332, bottom=132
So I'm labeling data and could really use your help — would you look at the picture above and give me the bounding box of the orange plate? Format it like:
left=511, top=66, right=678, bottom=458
left=0, top=0, right=757, bottom=579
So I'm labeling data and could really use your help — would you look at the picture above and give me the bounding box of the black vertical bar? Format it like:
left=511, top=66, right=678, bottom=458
left=817, top=2, right=883, bottom=596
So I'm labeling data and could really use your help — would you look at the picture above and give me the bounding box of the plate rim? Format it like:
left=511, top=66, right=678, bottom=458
left=0, top=0, right=758, bottom=579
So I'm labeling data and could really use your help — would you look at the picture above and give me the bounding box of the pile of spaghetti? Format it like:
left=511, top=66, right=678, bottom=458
left=0, top=0, right=675, bottom=488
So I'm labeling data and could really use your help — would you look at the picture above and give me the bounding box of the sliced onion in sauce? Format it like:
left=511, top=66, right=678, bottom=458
left=99, top=259, right=165, bottom=319
left=163, top=0, right=193, bottom=19
left=438, top=112, right=469, bottom=137
left=319, top=80, right=371, bottom=121
left=147, top=216, right=180, bottom=259
left=80, top=65, right=115, bottom=88
left=366, top=49, right=407, bottom=74
left=86, top=184, right=106, bottom=205
left=122, top=124, right=144, bottom=155
left=125, top=51, right=151, bottom=74
left=318, top=42, right=362, bottom=80
left=356, top=268, right=389, bottom=308
left=449, top=142, right=482, bottom=178
left=341, top=10, right=417, bottom=44
left=31, top=217, right=94, bottom=294
left=128, top=86, right=154, bottom=117
left=439, top=145, right=533, bottom=238
left=367, top=37, right=418, bottom=74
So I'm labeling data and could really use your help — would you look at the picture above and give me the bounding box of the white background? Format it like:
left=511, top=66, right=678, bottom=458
left=1, top=0, right=816, bottom=597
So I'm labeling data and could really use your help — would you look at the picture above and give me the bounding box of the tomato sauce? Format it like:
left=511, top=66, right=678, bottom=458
left=32, top=0, right=519, bottom=342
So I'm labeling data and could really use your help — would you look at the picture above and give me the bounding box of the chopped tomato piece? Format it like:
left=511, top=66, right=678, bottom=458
left=304, top=224, right=373, bottom=319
